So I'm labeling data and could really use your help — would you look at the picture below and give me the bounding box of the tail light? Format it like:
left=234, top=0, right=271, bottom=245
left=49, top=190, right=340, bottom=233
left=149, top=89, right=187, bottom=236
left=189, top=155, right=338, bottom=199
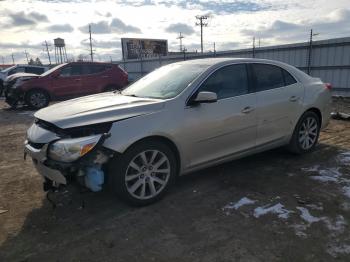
left=325, top=83, right=332, bottom=90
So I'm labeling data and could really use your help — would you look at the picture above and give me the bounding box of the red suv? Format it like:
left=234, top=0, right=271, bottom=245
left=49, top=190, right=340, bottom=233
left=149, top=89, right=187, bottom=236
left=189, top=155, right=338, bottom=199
left=5, top=62, right=128, bottom=109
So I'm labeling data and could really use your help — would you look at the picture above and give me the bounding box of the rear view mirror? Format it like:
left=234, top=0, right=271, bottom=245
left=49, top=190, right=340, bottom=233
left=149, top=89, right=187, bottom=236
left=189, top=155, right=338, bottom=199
left=193, top=91, right=217, bottom=104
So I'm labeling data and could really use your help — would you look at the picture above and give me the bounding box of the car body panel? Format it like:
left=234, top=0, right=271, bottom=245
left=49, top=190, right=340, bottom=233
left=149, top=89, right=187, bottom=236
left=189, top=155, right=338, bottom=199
left=35, top=92, right=165, bottom=128
left=26, top=58, right=332, bottom=180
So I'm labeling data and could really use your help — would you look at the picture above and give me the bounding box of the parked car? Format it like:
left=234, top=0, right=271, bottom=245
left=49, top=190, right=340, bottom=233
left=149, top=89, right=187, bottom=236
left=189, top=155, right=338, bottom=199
left=5, top=62, right=128, bottom=109
left=2, top=72, right=40, bottom=98
left=24, top=58, right=332, bottom=206
left=0, top=64, right=49, bottom=97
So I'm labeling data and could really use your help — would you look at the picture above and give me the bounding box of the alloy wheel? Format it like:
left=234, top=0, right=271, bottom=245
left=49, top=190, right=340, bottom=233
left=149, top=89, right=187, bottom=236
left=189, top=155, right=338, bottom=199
left=29, top=92, right=47, bottom=108
left=298, top=116, right=318, bottom=150
left=125, top=150, right=171, bottom=200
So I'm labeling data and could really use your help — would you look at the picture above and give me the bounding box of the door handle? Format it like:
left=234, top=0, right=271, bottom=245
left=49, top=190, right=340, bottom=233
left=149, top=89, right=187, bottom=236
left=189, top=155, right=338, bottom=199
left=241, top=106, right=255, bottom=114
left=289, top=96, right=298, bottom=102
left=74, top=79, right=81, bottom=81
left=101, top=76, right=110, bottom=78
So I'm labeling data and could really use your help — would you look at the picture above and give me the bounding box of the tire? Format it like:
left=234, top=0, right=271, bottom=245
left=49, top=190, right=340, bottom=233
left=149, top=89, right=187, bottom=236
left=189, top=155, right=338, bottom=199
left=25, top=89, right=50, bottom=109
left=107, top=140, right=177, bottom=206
left=288, top=111, right=321, bottom=154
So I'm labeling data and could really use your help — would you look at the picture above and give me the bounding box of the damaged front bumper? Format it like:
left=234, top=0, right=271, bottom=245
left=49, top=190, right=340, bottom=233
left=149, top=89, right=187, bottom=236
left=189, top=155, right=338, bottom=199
left=24, top=134, right=112, bottom=192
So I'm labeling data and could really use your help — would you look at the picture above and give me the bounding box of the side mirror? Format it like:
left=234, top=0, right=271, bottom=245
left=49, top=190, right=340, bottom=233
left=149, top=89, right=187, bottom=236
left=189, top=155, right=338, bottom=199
left=193, top=91, right=217, bottom=104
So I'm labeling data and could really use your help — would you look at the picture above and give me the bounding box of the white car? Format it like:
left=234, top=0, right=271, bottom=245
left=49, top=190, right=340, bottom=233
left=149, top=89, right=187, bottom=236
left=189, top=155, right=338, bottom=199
left=24, top=58, right=332, bottom=205
left=0, top=65, right=49, bottom=96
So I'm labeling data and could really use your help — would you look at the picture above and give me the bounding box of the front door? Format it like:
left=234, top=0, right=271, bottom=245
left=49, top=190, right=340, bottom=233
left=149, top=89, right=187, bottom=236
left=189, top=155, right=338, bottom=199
left=182, top=64, right=257, bottom=168
left=52, top=64, right=83, bottom=98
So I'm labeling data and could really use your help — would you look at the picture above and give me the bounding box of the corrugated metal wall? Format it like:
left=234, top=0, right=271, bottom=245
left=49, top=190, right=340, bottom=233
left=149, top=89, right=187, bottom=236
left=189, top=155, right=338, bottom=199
left=118, top=36, right=350, bottom=93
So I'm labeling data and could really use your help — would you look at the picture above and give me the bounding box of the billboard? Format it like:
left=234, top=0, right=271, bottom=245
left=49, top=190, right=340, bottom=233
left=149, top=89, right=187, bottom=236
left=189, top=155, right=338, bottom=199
left=121, top=38, right=168, bottom=60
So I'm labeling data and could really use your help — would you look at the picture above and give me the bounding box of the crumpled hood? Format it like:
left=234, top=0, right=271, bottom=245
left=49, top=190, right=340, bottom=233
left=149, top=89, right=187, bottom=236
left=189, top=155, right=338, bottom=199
left=35, top=92, right=165, bottom=129
left=5, top=73, right=39, bottom=82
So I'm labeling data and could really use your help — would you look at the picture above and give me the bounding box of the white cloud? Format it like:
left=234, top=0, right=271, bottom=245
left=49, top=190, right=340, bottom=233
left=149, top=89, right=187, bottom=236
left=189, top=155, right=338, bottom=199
left=0, top=0, right=350, bottom=64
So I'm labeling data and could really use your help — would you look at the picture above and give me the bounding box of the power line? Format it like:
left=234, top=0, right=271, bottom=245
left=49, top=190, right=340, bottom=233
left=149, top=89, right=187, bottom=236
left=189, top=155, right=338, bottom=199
left=196, top=15, right=208, bottom=54
left=177, top=32, right=184, bottom=52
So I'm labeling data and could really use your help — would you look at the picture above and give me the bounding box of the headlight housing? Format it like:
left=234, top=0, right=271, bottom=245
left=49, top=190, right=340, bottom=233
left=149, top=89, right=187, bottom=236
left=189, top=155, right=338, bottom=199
left=48, top=134, right=102, bottom=163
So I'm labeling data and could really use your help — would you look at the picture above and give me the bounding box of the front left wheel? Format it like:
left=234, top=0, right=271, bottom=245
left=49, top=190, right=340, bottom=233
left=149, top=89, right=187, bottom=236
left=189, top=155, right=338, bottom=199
left=108, top=140, right=177, bottom=206
left=25, top=89, right=50, bottom=109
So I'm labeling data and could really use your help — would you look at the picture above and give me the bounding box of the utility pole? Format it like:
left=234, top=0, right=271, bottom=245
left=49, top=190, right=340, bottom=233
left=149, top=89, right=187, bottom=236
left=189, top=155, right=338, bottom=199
left=11, top=53, right=15, bottom=64
left=252, top=36, right=256, bottom=58
left=213, top=42, right=216, bottom=56
left=24, top=50, right=29, bottom=64
left=43, top=40, right=52, bottom=65
left=307, top=29, right=319, bottom=75
left=177, top=32, right=184, bottom=52
left=89, top=24, right=94, bottom=62
left=196, top=15, right=208, bottom=54
left=258, top=38, right=261, bottom=48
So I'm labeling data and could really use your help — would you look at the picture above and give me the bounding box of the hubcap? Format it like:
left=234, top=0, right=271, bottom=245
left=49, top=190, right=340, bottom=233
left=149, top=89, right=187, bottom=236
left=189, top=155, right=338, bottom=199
left=298, top=116, right=318, bottom=150
left=125, top=150, right=171, bottom=200
left=30, top=92, right=46, bottom=108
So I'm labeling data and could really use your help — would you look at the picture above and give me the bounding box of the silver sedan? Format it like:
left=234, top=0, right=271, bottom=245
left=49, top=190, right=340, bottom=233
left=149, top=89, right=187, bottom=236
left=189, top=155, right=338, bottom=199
left=25, top=58, right=332, bottom=205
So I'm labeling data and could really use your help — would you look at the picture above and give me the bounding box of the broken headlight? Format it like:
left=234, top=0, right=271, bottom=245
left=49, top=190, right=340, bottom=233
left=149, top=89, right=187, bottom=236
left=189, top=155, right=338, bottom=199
left=48, top=134, right=102, bottom=163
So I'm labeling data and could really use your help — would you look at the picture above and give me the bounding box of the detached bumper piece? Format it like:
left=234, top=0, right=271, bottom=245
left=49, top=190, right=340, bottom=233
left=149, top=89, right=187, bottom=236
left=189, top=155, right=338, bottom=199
left=24, top=138, right=111, bottom=192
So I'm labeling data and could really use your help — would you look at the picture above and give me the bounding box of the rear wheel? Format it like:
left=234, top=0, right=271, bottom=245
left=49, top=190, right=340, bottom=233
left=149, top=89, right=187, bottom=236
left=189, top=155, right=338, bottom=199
left=288, top=111, right=320, bottom=154
left=25, top=89, right=50, bottom=109
left=108, top=140, right=177, bottom=206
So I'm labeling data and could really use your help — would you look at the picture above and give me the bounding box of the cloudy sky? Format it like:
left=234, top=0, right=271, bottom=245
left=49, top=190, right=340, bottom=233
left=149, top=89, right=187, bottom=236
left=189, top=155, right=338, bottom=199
left=0, top=0, right=350, bottom=64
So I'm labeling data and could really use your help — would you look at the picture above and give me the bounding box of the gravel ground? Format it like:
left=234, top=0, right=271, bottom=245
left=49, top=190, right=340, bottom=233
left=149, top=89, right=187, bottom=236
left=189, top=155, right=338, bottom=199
left=0, top=98, right=350, bottom=262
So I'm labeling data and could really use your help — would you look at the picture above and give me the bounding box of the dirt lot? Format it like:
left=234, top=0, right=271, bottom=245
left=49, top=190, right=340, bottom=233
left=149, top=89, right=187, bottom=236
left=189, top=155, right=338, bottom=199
left=0, top=99, right=350, bottom=262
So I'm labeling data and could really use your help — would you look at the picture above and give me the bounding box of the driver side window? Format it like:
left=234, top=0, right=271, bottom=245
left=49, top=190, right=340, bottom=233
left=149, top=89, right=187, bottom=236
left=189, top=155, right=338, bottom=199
left=198, top=64, right=248, bottom=100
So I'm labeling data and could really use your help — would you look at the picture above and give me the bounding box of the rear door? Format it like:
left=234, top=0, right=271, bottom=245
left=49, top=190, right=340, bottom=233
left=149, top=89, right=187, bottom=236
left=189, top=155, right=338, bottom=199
left=51, top=64, right=83, bottom=98
left=81, top=64, right=109, bottom=94
left=183, top=64, right=257, bottom=168
left=251, top=63, right=303, bottom=146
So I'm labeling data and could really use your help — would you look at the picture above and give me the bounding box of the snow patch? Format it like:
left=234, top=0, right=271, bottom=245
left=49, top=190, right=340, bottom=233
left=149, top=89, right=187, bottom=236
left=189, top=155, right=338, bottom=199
left=296, top=207, right=321, bottom=224
left=323, top=215, right=347, bottom=234
left=310, top=168, right=342, bottom=183
left=342, top=186, right=350, bottom=198
left=253, top=203, right=292, bottom=219
left=327, top=244, right=350, bottom=257
left=301, top=165, right=320, bottom=172
left=223, top=197, right=256, bottom=211
left=306, top=203, right=323, bottom=211
left=337, top=151, right=350, bottom=166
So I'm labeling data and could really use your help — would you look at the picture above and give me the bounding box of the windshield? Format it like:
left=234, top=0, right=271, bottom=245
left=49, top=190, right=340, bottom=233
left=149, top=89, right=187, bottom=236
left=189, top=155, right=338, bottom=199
left=122, top=63, right=210, bottom=99
left=40, top=63, right=67, bottom=77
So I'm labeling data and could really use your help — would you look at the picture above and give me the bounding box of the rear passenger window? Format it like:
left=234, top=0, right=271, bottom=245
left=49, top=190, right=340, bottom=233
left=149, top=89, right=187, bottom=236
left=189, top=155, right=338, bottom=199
left=252, top=64, right=285, bottom=91
left=283, top=69, right=297, bottom=86
left=198, top=64, right=248, bottom=99
left=82, top=65, right=107, bottom=75
left=25, top=67, right=45, bottom=75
